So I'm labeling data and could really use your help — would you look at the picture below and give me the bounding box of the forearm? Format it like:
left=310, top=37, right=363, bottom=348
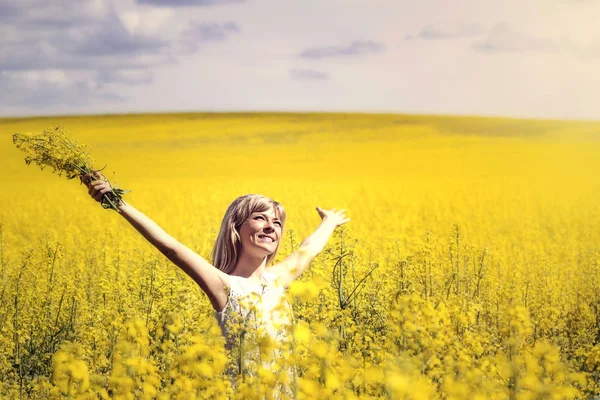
left=299, top=219, right=337, bottom=256
left=117, top=201, right=179, bottom=255
left=270, top=213, right=347, bottom=286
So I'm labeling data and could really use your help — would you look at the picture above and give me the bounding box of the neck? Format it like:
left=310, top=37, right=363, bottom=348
left=231, top=252, right=268, bottom=282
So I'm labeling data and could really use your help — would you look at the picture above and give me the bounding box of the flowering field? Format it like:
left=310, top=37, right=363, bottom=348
left=1, top=112, right=600, bottom=399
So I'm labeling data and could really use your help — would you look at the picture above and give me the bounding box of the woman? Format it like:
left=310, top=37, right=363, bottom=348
left=82, top=172, right=350, bottom=396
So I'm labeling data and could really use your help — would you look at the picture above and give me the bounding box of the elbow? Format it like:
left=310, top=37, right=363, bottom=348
left=299, top=238, right=316, bottom=251
left=298, top=243, right=320, bottom=260
left=158, top=241, right=179, bottom=260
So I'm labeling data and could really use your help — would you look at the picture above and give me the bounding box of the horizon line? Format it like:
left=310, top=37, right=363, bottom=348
left=1, top=109, right=599, bottom=124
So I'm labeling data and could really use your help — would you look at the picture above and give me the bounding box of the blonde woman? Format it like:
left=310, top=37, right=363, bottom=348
left=82, top=172, right=350, bottom=396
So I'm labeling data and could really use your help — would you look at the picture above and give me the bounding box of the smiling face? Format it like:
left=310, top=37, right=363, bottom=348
left=213, top=194, right=287, bottom=274
left=238, top=207, right=283, bottom=259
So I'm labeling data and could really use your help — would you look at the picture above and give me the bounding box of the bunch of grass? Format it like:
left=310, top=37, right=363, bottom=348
left=12, top=126, right=129, bottom=213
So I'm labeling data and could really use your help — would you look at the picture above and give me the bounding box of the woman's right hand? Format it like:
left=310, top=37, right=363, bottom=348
left=315, top=207, right=351, bottom=227
left=81, top=171, right=112, bottom=203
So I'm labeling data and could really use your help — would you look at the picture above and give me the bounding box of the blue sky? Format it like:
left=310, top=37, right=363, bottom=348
left=1, top=0, right=599, bottom=119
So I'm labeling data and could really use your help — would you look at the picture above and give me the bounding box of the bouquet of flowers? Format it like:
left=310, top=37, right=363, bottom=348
left=12, top=126, right=129, bottom=213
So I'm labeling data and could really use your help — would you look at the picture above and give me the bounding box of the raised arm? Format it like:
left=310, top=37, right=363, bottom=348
left=269, top=207, right=350, bottom=288
left=82, top=172, right=230, bottom=312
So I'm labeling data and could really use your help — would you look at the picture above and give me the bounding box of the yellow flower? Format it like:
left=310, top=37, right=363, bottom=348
left=293, top=321, right=311, bottom=344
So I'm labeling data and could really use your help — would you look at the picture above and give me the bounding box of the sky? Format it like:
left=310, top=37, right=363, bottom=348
left=1, top=0, right=600, bottom=120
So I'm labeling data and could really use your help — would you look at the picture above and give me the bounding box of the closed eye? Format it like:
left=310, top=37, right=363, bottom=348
left=254, top=215, right=282, bottom=227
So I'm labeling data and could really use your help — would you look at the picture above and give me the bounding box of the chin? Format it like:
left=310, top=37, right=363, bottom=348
left=249, top=245, right=275, bottom=257
left=263, top=247, right=278, bottom=258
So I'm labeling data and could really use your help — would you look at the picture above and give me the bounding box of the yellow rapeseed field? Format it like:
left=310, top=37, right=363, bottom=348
left=1, top=112, right=599, bottom=399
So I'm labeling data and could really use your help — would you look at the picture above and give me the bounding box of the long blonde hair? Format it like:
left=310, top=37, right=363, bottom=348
left=213, top=194, right=286, bottom=274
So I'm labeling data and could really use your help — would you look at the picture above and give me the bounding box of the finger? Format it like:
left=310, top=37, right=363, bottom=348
left=96, top=182, right=112, bottom=192
left=337, top=209, right=345, bottom=214
left=93, top=181, right=107, bottom=190
left=88, top=185, right=94, bottom=195
left=95, top=187, right=111, bottom=201
left=82, top=173, right=93, bottom=186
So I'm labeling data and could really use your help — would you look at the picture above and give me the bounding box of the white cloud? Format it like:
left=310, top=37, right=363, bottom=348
left=0, top=70, right=123, bottom=107
left=96, top=69, right=154, bottom=86
left=119, top=8, right=175, bottom=34
left=298, top=40, right=385, bottom=59
left=0, top=0, right=242, bottom=109
left=406, top=23, right=486, bottom=40
left=472, top=23, right=563, bottom=53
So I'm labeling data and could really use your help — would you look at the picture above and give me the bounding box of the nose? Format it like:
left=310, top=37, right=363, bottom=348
left=263, top=223, right=274, bottom=233
left=263, top=219, right=278, bottom=232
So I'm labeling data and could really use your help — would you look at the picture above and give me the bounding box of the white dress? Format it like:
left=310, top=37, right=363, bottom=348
left=215, top=269, right=295, bottom=396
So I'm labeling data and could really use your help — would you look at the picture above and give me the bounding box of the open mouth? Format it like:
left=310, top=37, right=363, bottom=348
left=258, top=234, right=275, bottom=243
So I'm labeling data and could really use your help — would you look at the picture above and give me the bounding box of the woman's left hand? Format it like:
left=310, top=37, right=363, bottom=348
left=316, top=207, right=351, bottom=227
